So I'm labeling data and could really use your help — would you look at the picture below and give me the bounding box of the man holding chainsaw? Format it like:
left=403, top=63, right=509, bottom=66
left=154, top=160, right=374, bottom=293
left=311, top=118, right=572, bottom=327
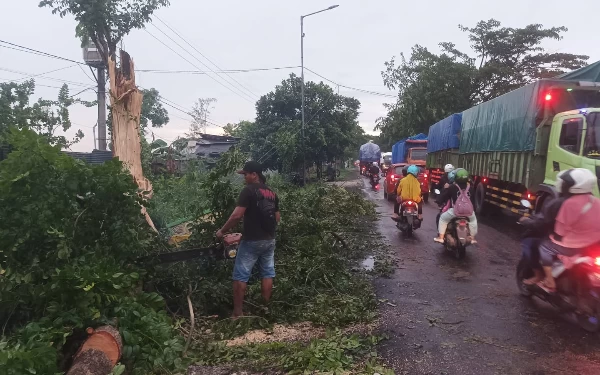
left=217, top=161, right=280, bottom=318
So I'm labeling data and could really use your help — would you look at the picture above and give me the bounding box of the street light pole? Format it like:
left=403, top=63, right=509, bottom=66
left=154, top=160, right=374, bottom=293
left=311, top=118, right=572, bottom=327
left=300, top=5, right=339, bottom=185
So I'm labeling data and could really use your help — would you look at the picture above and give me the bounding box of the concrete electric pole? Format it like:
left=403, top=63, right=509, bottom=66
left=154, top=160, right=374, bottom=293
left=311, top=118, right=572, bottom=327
left=83, top=42, right=107, bottom=150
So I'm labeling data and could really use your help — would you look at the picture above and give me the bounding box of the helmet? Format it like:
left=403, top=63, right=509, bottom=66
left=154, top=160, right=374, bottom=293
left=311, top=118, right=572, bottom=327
left=448, top=170, right=457, bottom=183
left=555, top=168, right=596, bottom=195
left=373, top=162, right=378, bottom=166
left=454, top=168, right=469, bottom=184
left=407, top=165, right=419, bottom=177
left=444, top=164, right=455, bottom=173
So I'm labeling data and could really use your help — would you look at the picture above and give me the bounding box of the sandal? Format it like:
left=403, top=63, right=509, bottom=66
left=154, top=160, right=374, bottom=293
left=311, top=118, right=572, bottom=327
left=433, top=238, right=444, bottom=244
left=536, top=281, right=557, bottom=294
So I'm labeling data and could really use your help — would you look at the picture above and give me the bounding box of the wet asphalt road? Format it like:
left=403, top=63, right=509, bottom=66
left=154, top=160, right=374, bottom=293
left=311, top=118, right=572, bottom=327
left=361, top=178, right=600, bottom=375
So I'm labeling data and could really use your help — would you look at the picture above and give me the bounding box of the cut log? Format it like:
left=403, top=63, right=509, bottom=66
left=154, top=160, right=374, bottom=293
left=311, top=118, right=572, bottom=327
left=67, top=326, right=123, bottom=375
left=108, top=50, right=156, bottom=231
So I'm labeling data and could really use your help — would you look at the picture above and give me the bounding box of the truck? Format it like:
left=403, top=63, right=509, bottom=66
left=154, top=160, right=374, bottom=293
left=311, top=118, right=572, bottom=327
left=359, top=140, right=381, bottom=175
left=392, top=133, right=428, bottom=165
left=426, top=113, right=462, bottom=191
left=426, top=60, right=600, bottom=216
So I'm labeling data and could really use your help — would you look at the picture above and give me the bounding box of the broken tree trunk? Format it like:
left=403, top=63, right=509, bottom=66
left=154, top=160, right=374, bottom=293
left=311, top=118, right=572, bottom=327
left=108, top=50, right=156, bottom=231
left=67, top=326, right=123, bottom=375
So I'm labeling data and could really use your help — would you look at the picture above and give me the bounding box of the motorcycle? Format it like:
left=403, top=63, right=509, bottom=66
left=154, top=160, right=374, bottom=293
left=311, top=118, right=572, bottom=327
left=516, top=200, right=600, bottom=332
left=370, top=174, right=380, bottom=191
left=393, top=199, right=420, bottom=236
left=434, top=189, right=471, bottom=259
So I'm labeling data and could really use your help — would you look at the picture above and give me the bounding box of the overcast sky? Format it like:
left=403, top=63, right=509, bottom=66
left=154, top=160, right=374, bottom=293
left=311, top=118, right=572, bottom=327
left=2, top=0, right=599, bottom=152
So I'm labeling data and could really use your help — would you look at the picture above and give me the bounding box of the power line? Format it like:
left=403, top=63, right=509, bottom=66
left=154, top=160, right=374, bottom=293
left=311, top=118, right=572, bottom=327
left=0, top=67, right=92, bottom=88
left=0, top=40, right=86, bottom=66
left=154, top=16, right=260, bottom=100
left=137, top=66, right=299, bottom=74
left=304, top=67, right=396, bottom=98
left=156, top=95, right=226, bottom=129
left=0, top=64, right=78, bottom=84
left=145, top=26, right=256, bottom=104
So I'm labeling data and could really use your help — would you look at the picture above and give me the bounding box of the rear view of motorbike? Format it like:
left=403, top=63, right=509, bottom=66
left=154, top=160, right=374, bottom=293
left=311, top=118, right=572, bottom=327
left=516, top=199, right=600, bottom=332
left=394, top=200, right=420, bottom=236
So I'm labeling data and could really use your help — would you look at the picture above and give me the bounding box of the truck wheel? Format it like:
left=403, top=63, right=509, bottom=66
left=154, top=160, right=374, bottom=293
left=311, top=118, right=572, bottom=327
left=423, top=193, right=429, bottom=203
left=474, top=183, right=487, bottom=216
left=383, top=189, right=388, bottom=199
left=388, top=193, right=395, bottom=202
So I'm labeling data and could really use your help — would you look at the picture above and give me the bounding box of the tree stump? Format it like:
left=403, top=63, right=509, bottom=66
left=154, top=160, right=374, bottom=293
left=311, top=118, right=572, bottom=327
left=67, top=326, right=123, bottom=375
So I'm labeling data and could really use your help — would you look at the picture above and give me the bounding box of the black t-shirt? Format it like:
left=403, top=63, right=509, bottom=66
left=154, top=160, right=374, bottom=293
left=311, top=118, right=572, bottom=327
left=237, top=183, right=280, bottom=241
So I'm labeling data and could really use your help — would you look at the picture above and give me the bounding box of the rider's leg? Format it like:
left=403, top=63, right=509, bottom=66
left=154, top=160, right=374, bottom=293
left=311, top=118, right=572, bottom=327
left=539, top=240, right=579, bottom=290
left=521, top=237, right=543, bottom=285
left=467, top=212, right=478, bottom=243
left=417, top=201, right=423, bottom=220
left=435, top=208, right=454, bottom=242
left=392, top=201, right=400, bottom=219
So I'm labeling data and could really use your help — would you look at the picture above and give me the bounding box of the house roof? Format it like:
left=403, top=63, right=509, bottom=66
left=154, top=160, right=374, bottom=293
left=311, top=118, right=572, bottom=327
left=63, top=150, right=113, bottom=165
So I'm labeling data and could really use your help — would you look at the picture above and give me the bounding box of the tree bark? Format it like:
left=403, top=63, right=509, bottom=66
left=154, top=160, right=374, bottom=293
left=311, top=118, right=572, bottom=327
left=108, top=50, right=156, bottom=231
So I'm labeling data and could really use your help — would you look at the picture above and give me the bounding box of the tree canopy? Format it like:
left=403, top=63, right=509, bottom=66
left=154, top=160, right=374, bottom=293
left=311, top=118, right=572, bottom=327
left=376, top=19, right=589, bottom=148
left=231, top=74, right=364, bottom=172
left=0, top=80, right=94, bottom=148
left=39, top=0, right=169, bottom=62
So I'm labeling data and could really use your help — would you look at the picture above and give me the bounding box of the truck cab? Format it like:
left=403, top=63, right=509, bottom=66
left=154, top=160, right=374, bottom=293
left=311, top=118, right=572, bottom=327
left=545, top=108, right=600, bottom=197
left=407, top=147, right=427, bottom=165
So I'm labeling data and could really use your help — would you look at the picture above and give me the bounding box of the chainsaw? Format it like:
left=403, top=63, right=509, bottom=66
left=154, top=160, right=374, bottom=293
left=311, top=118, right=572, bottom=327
left=143, top=233, right=241, bottom=264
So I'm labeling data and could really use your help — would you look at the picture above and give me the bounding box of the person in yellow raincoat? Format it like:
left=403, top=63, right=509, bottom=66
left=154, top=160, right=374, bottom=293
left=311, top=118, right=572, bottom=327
left=393, top=164, right=423, bottom=221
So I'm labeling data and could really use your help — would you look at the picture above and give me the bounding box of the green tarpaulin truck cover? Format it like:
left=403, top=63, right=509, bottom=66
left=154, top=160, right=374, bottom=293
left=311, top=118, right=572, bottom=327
left=460, top=61, right=600, bottom=153
left=459, top=80, right=552, bottom=153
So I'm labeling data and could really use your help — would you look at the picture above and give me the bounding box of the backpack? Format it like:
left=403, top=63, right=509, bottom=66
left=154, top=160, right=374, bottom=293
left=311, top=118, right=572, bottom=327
left=254, top=187, right=277, bottom=233
left=453, top=183, right=474, bottom=216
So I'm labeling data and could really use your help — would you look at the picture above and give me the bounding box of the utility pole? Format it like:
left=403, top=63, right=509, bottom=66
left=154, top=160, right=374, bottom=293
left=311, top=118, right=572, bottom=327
left=97, top=67, right=107, bottom=150
left=300, top=5, right=339, bottom=185
left=93, top=123, right=97, bottom=150
left=83, top=41, right=107, bottom=150
left=300, top=16, right=306, bottom=185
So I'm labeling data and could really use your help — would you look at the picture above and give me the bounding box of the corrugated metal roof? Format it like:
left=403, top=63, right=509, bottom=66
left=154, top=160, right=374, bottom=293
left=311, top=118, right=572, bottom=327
left=63, top=150, right=113, bottom=165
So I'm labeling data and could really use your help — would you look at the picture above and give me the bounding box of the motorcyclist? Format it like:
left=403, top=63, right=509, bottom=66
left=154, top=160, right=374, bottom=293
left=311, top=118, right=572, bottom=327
left=538, top=168, right=600, bottom=292
left=436, top=164, right=455, bottom=192
left=395, top=165, right=423, bottom=221
left=519, top=191, right=568, bottom=286
left=435, top=168, right=457, bottom=232
left=369, top=162, right=380, bottom=185
left=434, top=168, right=477, bottom=244
left=391, top=166, right=409, bottom=220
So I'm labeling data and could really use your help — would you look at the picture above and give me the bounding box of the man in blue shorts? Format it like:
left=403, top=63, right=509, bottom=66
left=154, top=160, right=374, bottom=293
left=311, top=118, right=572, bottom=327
left=216, top=161, right=280, bottom=318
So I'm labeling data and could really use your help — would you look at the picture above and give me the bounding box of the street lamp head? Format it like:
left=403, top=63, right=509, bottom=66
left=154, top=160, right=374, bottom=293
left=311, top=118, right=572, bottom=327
left=328, top=5, right=339, bottom=9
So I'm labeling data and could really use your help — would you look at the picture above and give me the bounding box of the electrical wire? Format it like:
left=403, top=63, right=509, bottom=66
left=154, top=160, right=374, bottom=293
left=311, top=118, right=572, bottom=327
left=0, top=67, right=92, bottom=88
left=144, top=27, right=256, bottom=104
left=154, top=16, right=260, bottom=100
left=0, top=40, right=86, bottom=65
left=304, top=67, right=396, bottom=98
left=137, top=66, right=299, bottom=74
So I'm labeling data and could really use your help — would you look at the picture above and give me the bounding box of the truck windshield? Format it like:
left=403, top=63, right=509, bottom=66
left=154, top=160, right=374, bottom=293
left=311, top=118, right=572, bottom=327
left=410, top=149, right=427, bottom=160
left=583, top=112, right=600, bottom=159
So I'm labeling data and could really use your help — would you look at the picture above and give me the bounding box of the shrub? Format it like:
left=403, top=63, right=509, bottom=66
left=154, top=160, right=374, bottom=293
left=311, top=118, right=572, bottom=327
left=0, top=129, right=183, bottom=374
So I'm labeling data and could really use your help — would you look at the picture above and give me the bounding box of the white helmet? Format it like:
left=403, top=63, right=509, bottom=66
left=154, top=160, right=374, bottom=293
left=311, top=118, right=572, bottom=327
left=372, top=162, right=378, bottom=166
left=444, top=164, right=455, bottom=173
left=555, top=168, right=596, bottom=194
